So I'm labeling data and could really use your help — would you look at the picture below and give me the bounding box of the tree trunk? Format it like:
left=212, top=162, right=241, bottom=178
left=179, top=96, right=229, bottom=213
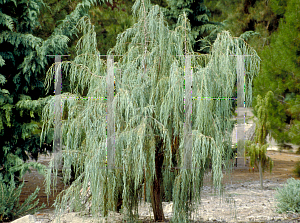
left=150, top=149, right=165, bottom=222
left=258, top=159, right=263, bottom=189
left=116, top=191, right=122, bottom=213
left=143, top=168, right=146, bottom=202
left=103, top=176, right=108, bottom=216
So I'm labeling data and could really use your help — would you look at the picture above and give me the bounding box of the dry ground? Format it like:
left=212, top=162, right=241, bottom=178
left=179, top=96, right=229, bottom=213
left=17, top=150, right=300, bottom=222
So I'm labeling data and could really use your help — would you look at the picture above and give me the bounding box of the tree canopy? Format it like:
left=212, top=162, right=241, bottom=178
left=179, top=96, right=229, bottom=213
left=40, top=0, right=260, bottom=221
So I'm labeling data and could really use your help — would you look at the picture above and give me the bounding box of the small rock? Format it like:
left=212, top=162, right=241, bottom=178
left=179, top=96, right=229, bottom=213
left=11, top=215, right=37, bottom=223
left=164, top=203, right=173, bottom=213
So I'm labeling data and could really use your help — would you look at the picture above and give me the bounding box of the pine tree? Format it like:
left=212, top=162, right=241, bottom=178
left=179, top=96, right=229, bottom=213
left=252, top=0, right=300, bottom=145
left=40, top=0, right=260, bottom=221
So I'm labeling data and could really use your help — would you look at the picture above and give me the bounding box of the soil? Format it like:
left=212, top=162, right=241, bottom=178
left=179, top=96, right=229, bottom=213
left=17, top=149, right=300, bottom=222
left=19, top=153, right=67, bottom=215
left=212, top=149, right=300, bottom=186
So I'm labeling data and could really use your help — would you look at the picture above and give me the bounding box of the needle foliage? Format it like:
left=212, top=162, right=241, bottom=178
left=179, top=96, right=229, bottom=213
left=40, top=0, right=260, bottom=221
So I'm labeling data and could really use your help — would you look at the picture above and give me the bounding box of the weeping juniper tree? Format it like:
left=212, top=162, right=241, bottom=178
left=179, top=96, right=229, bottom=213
left=40, top=0, right=260, bottom=221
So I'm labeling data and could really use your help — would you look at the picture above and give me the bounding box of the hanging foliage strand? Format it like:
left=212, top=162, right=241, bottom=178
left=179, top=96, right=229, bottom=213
left=40, top=0, right=261, bottom=221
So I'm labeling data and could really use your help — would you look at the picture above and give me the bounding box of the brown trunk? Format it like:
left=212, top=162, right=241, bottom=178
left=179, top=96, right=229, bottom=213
left=150, top=148, right=165, bottom=222
left=116, top=191, right=122, bottom=213
left=143, top=167, right=146, bottom=202
left=259, top=159, right=263, bottom=190
left=103, top=176, right=108, bottom=216
left=160, top=178, right=165, bottom=201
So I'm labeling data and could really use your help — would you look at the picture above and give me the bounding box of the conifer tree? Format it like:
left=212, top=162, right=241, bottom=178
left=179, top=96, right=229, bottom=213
left=252, top=0, right=300, bottom=145
left=160, top=0, right=260, bottom=123
left=244, top=91, right=274, bottom=190
left=41, top=0, right=260, bottom=221
left=161, top=0, right=226, bottom=54
left=0, top=0, right=57, bottom=184
left=0, top=0, right=111, bottom=184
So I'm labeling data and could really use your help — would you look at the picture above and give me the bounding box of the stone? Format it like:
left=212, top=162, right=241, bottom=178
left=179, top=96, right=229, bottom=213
left=11, top=215, right=37, bottom=223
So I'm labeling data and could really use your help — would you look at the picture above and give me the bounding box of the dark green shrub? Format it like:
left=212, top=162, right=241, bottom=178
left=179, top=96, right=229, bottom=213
left=293, top=161, right=300, bottom=177
left=278, top=143, right=293, bottom=151
left=274, top=178, right=300, bottom=214
left=296, top=147, right=300, bottom=154
left=0, top=174, right=45, bottom=222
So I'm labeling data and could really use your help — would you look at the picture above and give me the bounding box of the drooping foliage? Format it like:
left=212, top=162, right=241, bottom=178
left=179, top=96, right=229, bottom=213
left=41, top=0, right=260, bottom=221
left=244, top=91, right=274, bottom=189
left=161, top=0, right=261, bottom=121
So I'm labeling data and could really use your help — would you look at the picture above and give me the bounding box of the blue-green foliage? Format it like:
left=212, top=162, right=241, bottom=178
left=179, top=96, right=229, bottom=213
left=274, top=178, right=300, bottom=214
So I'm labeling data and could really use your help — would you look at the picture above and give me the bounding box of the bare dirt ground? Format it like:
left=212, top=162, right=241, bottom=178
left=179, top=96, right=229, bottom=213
left=16, top=149, right=300, bottom=223
left=213, top=149, right=300, bottom=186
left=194, top=150, right=300, bottom=223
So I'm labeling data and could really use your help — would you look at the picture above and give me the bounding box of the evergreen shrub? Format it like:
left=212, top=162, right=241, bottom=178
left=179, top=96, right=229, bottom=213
left=274, top=178, right=300, bottom=214
left=0, top=174, right=45, bottom=222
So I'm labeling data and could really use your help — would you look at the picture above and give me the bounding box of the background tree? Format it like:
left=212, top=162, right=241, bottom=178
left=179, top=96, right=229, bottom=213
left=40, top=0, right=260, bottom=222
left=161, top=0, right=227, bottom=54
left=0, top=0, right=64, bottom=218
left=0, top=0, right=111, bottom=183
left=0, top=0, right=61, bottom=184
left=244, top=91, right=274, bottom=190
left=204, top=0, right=286, bottom=53
left=252, top=0, right=300, bottom=145
left=34, top=0, right=167, bottom=62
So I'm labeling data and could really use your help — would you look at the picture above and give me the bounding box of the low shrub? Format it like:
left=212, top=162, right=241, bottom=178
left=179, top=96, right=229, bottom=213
left=293, top=161, right=300, bottom=177
left=0, top=174, right=45, bottom=222
left=274, top=178, right=300, bottom=214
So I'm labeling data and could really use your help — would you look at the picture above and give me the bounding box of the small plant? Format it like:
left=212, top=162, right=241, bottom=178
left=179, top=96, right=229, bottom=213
left=293, top=161, right=300, bottom=177
left=296, top=147, right=300, bottom=154
left=274, top=178, right=300, bottom=214
left=0, top=174, right=45, bottom=222
left=243, top=91, right=274, bottom=190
